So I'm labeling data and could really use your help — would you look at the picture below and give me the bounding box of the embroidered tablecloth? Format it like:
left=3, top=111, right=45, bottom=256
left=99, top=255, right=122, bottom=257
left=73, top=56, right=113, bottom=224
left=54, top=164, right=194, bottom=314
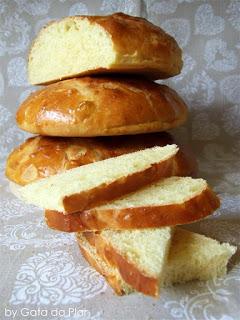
left=0, top=1, right=239, bottom=319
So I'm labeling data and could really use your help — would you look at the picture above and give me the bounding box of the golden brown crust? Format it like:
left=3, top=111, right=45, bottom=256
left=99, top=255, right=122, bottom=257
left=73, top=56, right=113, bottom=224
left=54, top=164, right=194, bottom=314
left=29, top=13, right=182, bottom=84
left=6, top=133, right=197, bottom=186
left=81, top=232, right=159, bottom=297
left=62, top=155, right=176, bottom=214
left=16, top=77, right=188, bottom=137
left=89, top=13, right=182, bottom=79
left=45, top=186, right=220, bottom=231
left=78, top=241, right=126, bottom=295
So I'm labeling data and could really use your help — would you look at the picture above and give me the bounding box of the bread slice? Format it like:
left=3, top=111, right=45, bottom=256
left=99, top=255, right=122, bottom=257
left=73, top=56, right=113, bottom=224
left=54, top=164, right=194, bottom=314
left=19, top=145, right=179, bottom=213
left=16, top=78, right=188, bottom=137
left=163, top=228, right=237, bottom=286
left=28, top=13, right=182, bottom=85
left=45, top=177, right=220, bottom=231
left=79, top=235, right=133, bottom=296
left=77, top=228, right=173, bottom=297
left=6, top=133, right=197, bottom=186
left=77, top=229, right=237, bottom=296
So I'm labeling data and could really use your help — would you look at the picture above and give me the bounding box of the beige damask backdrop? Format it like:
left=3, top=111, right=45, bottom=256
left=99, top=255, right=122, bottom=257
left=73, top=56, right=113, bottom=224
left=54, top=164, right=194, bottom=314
left=0, top=1, right=240, bottom=319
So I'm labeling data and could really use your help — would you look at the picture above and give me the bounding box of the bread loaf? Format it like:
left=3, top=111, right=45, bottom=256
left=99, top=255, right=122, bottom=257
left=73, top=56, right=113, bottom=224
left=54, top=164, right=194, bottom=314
left=19, top=145, right=179, bottom=213
left=45, top=176, right=220, bottom=231
left=16, top=77, right=188, bottom=137
left=28, top=13, right=183, bottom=85
left=6, top=133, right=197, bottom=186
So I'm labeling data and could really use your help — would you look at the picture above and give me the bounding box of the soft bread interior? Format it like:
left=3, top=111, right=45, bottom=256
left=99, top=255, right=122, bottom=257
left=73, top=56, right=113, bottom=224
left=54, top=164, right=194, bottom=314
left=97, top=176, right=207, bottom=209
left=164, top=228, right=237, bottom=286
left=78, top=228, right=236, bottom=294
left=11, top=176, right=210, bottom=213
left=100, top=228, right=173, bottom=278
left=19, top=145, right=178, bottom=212
left=29, top=18, right=115, bottom=84
left=9, top=181, right=25, bottom=201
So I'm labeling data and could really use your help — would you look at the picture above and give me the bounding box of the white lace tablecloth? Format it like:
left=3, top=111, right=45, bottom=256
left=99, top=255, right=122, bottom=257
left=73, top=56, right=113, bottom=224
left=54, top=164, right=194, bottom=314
left=0, top=1, right=240, bottom=319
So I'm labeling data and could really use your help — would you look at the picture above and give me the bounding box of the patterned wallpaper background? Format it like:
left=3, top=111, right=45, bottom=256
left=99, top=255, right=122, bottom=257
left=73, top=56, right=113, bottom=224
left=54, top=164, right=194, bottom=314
left=0, top=1, right=240, bottom=320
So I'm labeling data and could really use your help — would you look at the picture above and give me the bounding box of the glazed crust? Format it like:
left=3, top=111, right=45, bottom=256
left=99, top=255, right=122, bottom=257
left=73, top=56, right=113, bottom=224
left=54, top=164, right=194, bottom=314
left=29, top=13, right=182, bottom=84
left=62, top=154, right=176, bottom=213
left=80, top=232, right=159, bottom=297
left=16, top=77, right=188, bottom=137
left=78, top=240, right=126, bottom=295
left=6, top=133, right=197, bottom=186
left=45, top=186, right=220, bottom=232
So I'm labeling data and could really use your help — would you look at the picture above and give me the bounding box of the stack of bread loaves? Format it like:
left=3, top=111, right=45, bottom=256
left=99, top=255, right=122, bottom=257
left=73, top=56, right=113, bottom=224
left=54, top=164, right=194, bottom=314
left=6, top=13, right=236, bottom=297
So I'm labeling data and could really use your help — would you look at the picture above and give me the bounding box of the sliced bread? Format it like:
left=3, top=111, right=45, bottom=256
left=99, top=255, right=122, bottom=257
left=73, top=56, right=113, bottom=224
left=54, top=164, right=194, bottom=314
left=45, top=177, right=220, bottom=231
left=77, top=228, right=237, bottom=296
left=18, top=145, right=178, bottom=213
left=28, top=13, right=182, bottom=85
left=77, top=228, right=173, bottom=297
left=79, top=235, right=133, bottom=296
left=164, top=228, right=237, bottom=286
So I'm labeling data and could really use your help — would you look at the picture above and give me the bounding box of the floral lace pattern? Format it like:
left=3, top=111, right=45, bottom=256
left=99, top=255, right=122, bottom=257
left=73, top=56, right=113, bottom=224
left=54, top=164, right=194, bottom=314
left=9, top=251, right=106, bottom=305
left=0, top=1, right=239, bottom=319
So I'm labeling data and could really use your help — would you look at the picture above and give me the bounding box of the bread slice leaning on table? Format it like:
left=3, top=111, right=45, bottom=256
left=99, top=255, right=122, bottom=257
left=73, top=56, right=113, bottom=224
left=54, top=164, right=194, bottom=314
left=77, top=228, right=237, bottom=297
left=78, top=228, right=174, bottom=297
left=16, top=145, right=179, bottom=214
left=45, top=176, right=220, bottom=232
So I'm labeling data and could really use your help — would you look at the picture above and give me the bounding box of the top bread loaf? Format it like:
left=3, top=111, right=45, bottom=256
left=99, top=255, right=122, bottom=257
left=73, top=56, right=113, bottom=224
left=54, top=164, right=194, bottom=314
left=28, top=13, right=183, bottom=85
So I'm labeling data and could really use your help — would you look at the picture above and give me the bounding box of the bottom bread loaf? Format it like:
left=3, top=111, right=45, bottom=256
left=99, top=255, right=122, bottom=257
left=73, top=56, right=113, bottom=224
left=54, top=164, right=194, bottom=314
left=77, top=228, right=236, bottom=297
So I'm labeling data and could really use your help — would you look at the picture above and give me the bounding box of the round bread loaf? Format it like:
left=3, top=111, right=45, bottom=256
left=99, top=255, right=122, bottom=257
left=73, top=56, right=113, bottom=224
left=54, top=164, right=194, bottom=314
left=28, top=13, right=183, bottom=85
left=16, top=77, right=188, bottom=137
left=6, top=133, right=197, bottom=186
